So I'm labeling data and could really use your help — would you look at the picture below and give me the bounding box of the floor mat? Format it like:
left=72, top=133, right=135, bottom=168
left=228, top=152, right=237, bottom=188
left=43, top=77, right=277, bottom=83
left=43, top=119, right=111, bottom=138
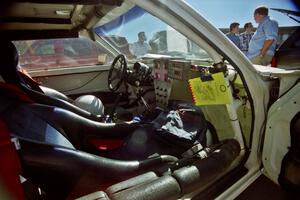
left=236, top=175, right=291, bottom=200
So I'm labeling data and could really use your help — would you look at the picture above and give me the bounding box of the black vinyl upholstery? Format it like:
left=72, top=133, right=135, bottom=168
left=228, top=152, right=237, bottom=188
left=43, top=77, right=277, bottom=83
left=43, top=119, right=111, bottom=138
left=0, top=91, right=139, bottom=152
left=0, top=93, right=176, bottom=199
left=106, top=172, right=159, bottom=195
left=40, top=85, right=72, bottom=103
left=19, top=140, right=167, bottom=199
left=0, top=85, right=241, bottom=199
left=109, top=176, right=182, bottom=200
left=103, top=139, right=240, bottom=200
left=17, top=70, right=71, bottom=102
left=172, top=139, right=240, bottom=194
left=0, top=40, right=242, bottom=199
left=21, top=83, right=104, bottom=121
left=1, top=40, right=24, bottom=85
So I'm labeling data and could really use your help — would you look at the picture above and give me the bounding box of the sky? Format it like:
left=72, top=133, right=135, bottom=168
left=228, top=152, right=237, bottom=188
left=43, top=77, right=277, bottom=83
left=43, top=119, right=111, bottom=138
left=187, top=0, right=299, bottom=28
left=97, top=0, right=300, bottom=43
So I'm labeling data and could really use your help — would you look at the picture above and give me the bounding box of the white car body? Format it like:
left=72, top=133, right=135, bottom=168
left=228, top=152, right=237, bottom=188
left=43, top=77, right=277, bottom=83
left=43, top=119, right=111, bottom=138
left=0, top=0, right=299, bottom=199
left=130, top=1, right=299, bottom=198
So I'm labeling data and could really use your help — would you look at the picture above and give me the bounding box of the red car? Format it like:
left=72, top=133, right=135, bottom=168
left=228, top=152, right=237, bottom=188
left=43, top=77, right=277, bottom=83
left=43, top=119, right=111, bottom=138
left=18, top=38, right=105, bottom=70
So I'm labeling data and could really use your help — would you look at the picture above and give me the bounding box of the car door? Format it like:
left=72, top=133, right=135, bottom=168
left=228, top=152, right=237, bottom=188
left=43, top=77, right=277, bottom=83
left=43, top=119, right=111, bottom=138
left=273, top=28, right=300, bottom=69
left=262, top=73, right=300, bottom=192
left=270, top=8, right=300, bottom=69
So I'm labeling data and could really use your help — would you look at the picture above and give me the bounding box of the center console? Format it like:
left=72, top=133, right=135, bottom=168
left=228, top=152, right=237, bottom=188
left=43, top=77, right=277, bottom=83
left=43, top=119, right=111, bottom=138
left=153, top=59, right=172, bottom=107
left=153, top=59, right=199, bottom=107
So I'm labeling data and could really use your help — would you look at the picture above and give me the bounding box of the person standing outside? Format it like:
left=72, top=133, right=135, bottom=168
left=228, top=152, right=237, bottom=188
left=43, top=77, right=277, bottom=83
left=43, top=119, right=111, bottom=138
left=240, top=22, right=254, bottom=54
left=226, top=22, right=241, bottom=49
left=130, top=31, right=151, bottom=58
left=247, top=6, right=278, bottom=65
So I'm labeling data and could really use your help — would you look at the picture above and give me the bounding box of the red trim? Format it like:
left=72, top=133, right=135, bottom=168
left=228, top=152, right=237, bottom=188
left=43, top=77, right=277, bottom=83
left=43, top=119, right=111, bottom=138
left=89, top=138, right=124, bottom=150
left=0, top=82, right=34, bottom=103
left=271, top=56, right=277, bottom=68
left=0, top=120, right=25, bottom=200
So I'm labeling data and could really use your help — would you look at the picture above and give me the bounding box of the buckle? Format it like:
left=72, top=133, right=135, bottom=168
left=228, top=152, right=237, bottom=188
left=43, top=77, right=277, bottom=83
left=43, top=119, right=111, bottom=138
left=11, top=137, right=21, bottom=150
left=182, top=142, right=213, bottom=159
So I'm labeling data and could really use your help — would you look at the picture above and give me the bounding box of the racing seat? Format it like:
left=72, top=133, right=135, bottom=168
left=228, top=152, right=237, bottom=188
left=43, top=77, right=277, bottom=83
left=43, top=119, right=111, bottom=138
left=0, top=88, right=241, bottom=199
left=0, top=40, right=218, bottom=157
left=0, top=89, right=178, bottom=199
left=0, top=82, right=140, bottom=153
left=0, top=41, right=243, bottom=199
left=0, top=96, right=241, bottom=200
left=0, top=40, right=105, bottom=121
left=0, top=67, right=240, bottom=199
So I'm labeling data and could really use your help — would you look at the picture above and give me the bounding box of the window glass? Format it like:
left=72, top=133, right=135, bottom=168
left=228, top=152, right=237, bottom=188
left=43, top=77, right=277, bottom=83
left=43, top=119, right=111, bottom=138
left=34, top=42, right=55, bottom=55
left=63, top=39, right=93, bottom=57
left=94, top=6, right=212, bottom=61
left=13, top=38, right=113, bottom=71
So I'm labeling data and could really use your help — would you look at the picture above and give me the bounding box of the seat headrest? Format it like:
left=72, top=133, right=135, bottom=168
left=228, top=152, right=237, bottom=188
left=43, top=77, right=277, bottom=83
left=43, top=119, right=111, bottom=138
left=0, top=40, right=22, bottom=84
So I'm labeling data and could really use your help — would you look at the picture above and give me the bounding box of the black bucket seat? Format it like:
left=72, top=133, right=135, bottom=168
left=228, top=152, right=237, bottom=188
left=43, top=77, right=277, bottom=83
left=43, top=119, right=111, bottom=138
left=0, top=40, right=105, bottom=122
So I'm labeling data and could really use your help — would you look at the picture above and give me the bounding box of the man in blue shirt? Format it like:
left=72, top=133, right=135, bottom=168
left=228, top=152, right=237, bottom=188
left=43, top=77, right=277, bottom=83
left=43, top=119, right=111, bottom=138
left=226, top=22, right=241, bottom=49
left=247, top=6, right=278, bottom=66
left=130, top=32, right=151, bottom=58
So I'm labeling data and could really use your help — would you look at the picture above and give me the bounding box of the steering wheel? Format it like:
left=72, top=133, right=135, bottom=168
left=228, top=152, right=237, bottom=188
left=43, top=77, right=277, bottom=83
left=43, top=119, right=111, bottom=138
left=108, top=54, right=127, bottom=92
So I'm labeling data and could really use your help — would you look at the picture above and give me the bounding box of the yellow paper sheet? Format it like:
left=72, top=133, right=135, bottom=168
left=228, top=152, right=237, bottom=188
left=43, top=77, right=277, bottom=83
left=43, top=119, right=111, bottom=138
left=188, top=72, right=232, bottom=105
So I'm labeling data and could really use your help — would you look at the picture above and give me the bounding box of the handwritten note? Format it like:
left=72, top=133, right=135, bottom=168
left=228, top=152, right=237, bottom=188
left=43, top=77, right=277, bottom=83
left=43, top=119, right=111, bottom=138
left=188, top=72, right=232, bottom=105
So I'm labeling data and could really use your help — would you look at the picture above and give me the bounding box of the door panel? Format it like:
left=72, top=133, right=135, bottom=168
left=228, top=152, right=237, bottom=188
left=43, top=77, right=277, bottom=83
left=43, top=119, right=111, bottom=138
left=263, top=81, right=300, bottom=183
left=30, top=66, right=111, bottom=96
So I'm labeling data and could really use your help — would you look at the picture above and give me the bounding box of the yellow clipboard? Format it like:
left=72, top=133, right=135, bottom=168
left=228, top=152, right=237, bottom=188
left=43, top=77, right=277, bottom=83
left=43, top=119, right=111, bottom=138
left=188, top=72, right=232, bottom=105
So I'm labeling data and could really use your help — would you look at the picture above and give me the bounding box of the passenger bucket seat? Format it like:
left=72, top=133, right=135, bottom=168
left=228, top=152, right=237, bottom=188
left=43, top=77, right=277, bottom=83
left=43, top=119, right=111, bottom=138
left=0, top=81, right=142, bottom=154
left=0, top=88, right=178, bottom=199
left=0, top=40, right=217, bottom=158
left=0, top=85, right=240, bottom=199
left=0, top=40, right=105, bottom=121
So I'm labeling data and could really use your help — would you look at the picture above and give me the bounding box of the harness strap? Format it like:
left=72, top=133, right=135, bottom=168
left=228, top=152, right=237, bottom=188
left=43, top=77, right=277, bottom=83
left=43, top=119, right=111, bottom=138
left=0, top=82, right=34, bottom=103
left=17, top=70, right=43, bottom=93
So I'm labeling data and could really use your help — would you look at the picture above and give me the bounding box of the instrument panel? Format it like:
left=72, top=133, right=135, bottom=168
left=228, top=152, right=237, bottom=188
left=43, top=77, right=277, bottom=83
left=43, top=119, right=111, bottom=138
left=167, top=60, right=191, bottom=81
left=153, top=59, right=192, bottom=107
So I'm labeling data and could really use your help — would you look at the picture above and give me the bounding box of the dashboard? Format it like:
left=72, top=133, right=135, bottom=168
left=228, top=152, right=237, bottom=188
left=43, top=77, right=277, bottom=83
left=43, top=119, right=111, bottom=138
left=153, top=59, right=199, bottom=107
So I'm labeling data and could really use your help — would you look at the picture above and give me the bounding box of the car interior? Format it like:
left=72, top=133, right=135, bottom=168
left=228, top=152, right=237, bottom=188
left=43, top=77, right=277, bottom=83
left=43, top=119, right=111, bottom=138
left=0, top=0, right=256, bottom=199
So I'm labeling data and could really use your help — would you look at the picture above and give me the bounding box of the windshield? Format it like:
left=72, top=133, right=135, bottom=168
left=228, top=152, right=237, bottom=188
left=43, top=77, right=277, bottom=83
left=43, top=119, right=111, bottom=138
left=94, top=5, right=211, bottom=61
